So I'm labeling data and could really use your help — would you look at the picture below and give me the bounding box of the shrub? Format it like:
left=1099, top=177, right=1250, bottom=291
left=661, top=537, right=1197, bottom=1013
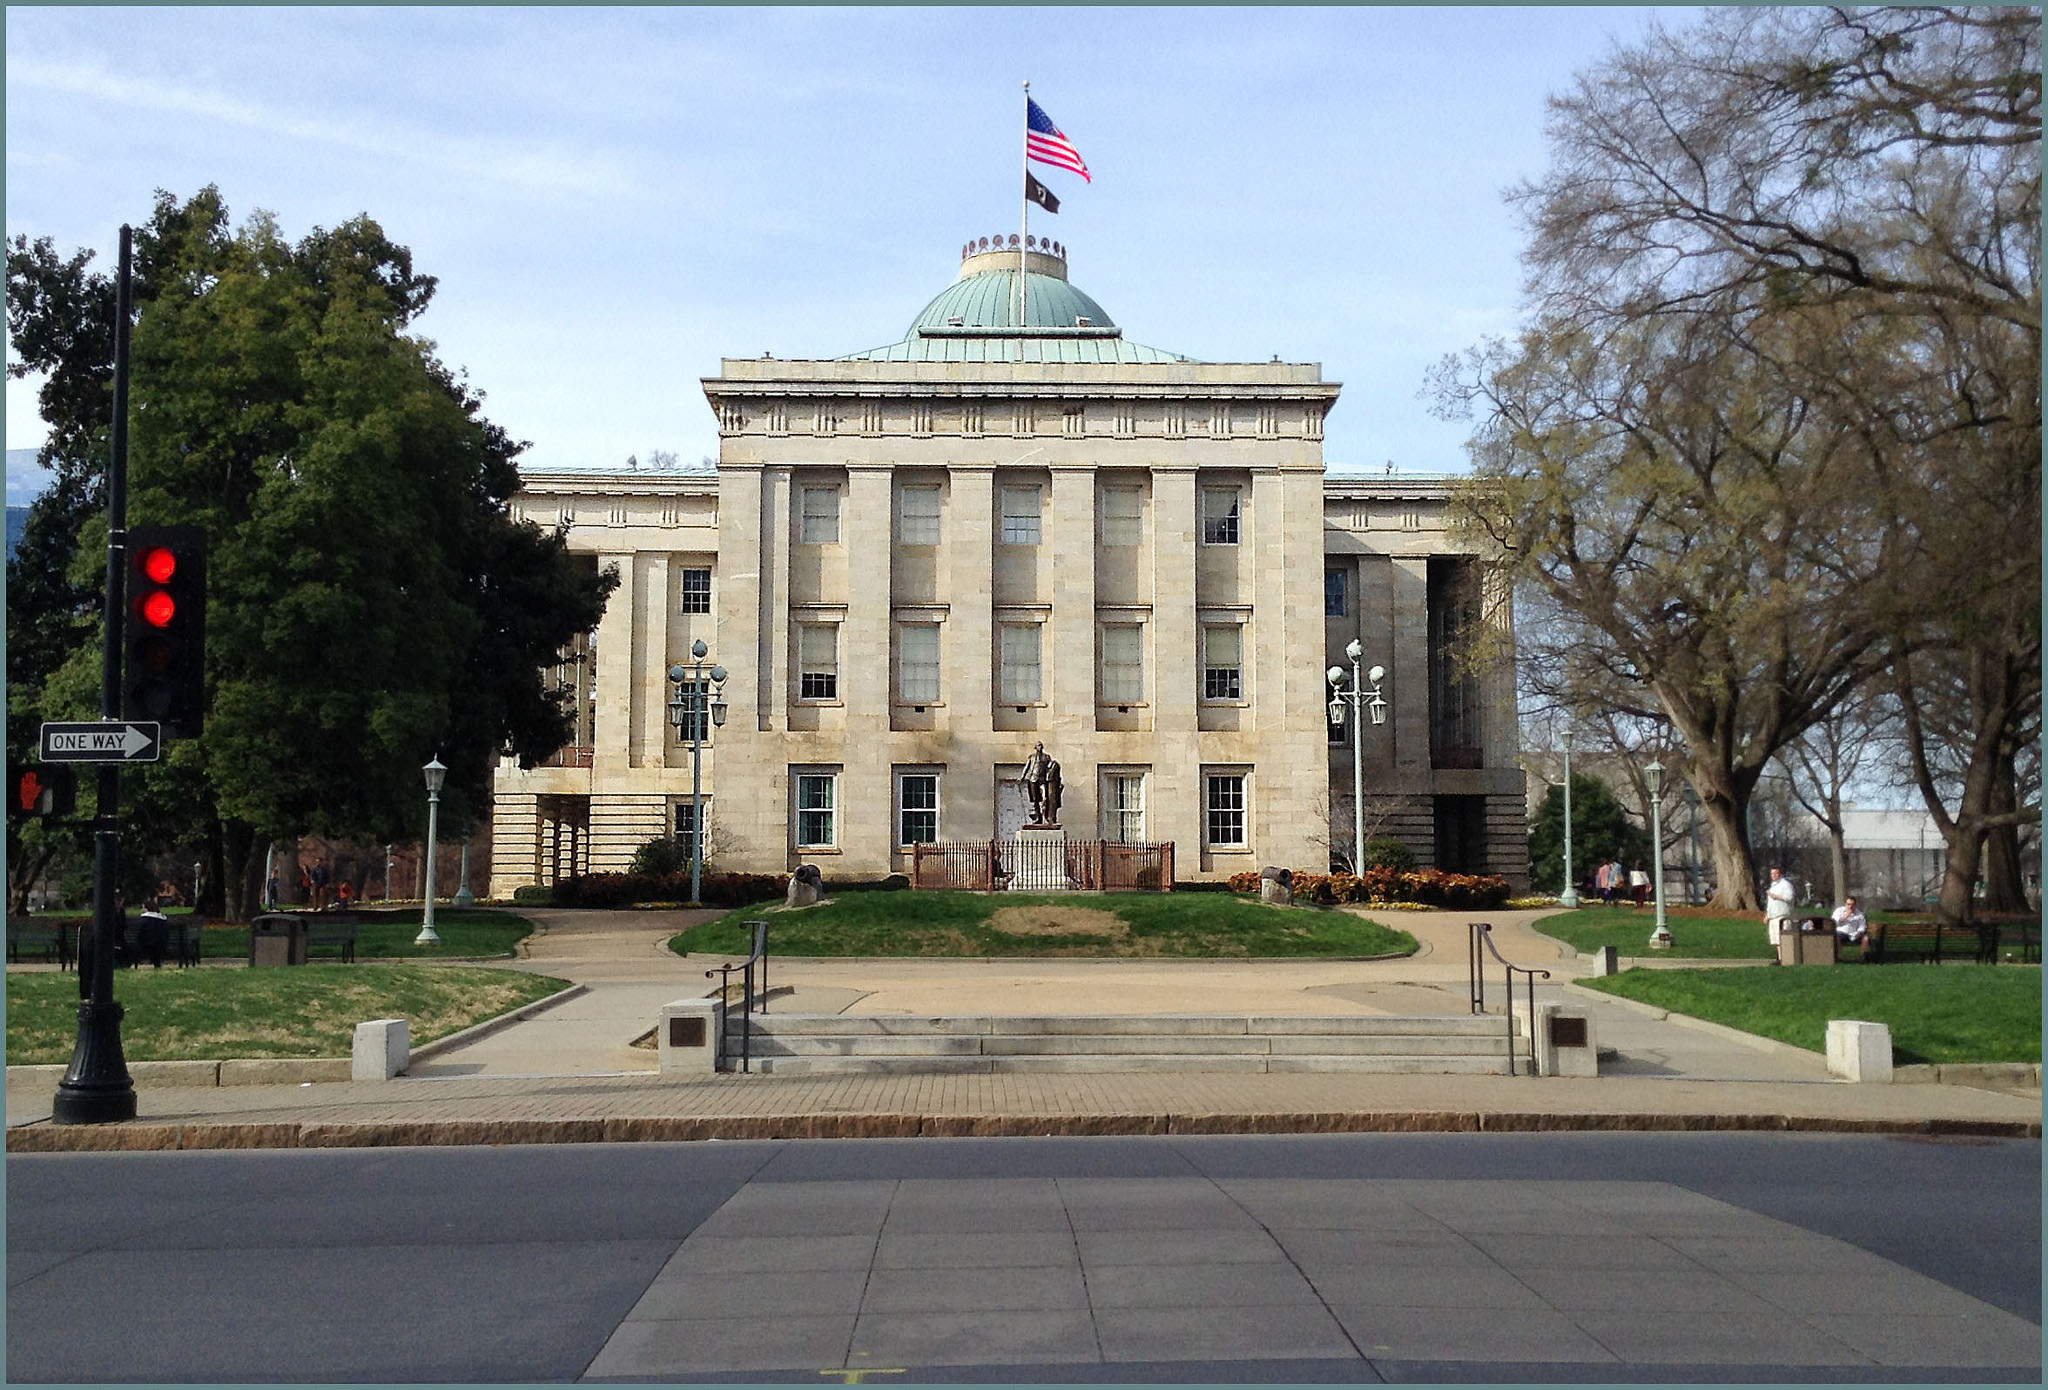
left=511, top=885, right=553, bottom=906
left=1357, top=838, right=1416, bottom=873
left=1233, top=864, right=1510, bottom=909
left=629, top=836, right=693, bottom=876
left=824, top=874, right=911, bottom=892
left=552, top=870, right=785, bottom=909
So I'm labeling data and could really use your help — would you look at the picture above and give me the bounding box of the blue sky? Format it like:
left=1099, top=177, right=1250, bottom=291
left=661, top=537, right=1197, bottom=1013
left=5, top=5, right=1671, bottom=505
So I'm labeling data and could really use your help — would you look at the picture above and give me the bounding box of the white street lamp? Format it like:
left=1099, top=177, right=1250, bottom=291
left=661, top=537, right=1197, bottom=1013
left=416, top=756, right=446, bottom=945
left=668, top=641, right=730, bottom=904
left=1646, top=760, right=1672, bottom=949
left=1560, top=728, right=1580, bottom=908
left=1325, top=639, right=1386, bottom=875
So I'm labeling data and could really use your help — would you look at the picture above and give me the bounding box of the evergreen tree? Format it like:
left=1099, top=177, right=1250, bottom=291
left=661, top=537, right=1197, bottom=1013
left=1526, top=774, right=1648, bottom=900
left=6, top=189, right=615, bottom=917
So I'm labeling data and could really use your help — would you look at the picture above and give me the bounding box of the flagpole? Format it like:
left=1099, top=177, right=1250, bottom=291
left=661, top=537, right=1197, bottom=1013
left=1020, top=78, right=1030, bottom=342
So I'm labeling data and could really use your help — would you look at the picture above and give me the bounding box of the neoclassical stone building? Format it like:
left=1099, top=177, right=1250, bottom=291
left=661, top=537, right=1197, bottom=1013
left=488, top=238, right=1526, bottom=893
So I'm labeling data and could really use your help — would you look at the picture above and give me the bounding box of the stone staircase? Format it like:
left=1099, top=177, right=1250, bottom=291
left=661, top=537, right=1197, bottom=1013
left=720, top=1013, right=1524, bottom=1076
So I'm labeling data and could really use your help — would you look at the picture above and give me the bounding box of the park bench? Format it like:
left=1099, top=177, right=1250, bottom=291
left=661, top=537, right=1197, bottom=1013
left=306, top=911, right=360, bottom=963
left=6, top=919, right=74, bottom=970
left=1867, top=919, right=2002, bottom=965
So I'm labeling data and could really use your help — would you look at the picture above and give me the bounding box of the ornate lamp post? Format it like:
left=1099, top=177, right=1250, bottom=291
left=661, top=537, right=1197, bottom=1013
left=416, top=756, right=446, bottom=945
left=1646, top=760, right=1672, bottom=949
left=1325, top=639, right=1386, bottom=875
left=1560, top=729, right=1580, bottom=907
left=668, top=641, right=730, bottom=904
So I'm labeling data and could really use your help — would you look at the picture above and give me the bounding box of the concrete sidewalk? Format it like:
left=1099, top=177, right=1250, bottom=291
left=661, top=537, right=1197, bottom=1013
left=8, top=906, right=2041, bottom=1148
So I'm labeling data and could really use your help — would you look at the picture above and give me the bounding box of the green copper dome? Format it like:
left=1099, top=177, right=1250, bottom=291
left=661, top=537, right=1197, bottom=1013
left=841, top=239, right=1194, bottom=365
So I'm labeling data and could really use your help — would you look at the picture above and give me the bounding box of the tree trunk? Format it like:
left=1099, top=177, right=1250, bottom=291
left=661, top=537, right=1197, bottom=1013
left=1827, top=828, right=1849, bottom=909
left=1697, top=786, right=1760, bottom=912
left=1981, top=762, right=2029, bottom=912
left=221, top=818, right=259, bottom=922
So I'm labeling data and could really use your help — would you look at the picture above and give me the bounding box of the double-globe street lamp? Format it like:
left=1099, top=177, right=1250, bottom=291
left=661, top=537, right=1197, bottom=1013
left=668, top=641, right=729, bottom=904
left=1325, top=640, right=1387, bottom=875
left=416, top=756, right=446, bottom=946
left=1646, top=759, right=1673, bottom=949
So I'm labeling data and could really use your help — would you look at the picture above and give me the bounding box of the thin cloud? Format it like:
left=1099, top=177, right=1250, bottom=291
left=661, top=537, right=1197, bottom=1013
left=8, top=56, right=638, bottom=200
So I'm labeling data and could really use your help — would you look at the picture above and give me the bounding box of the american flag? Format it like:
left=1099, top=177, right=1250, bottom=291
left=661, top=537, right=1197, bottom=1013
left=1026, top=98, right=1091, bottom=183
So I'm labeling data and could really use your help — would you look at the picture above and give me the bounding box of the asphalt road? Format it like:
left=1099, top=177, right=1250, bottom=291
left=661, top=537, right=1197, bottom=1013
left=7, top=1132, right=2039, bottom=1383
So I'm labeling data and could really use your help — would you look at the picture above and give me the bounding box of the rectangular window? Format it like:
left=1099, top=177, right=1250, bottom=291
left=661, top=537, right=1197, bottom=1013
left=897, top=771, right=939, bottom=846
left=1324, top=568, right=1346, bottom=617
left=1000, top=623, right=1042, bottom=704
left=1203, top=625, right=1243, bottom=701
left=1100, top=623, right=1144, bottom=704
left=798, top=623, right=838, bottom=700
left=1205, top=773, right=1247, bottom=848
left=796, top=773, right=837, bottom=848
left=672, top=678, right=713, bottom=743
left=1201, top=487, right=1240, bottom=545
left=897, top=622, right=940, bottom=703
left=898, top=484, right=941, bottom=545
left=800, top=486, right=840, bottom=544
left=1101, top=486, right=1143, bottom=547
left=1000, top=485, right=1042, bottom=545
left=1106, top=773, right=1146, bottom=843
left=673, top=801, right=702, bottom=862
left=681, top=568, right=712, bottom=614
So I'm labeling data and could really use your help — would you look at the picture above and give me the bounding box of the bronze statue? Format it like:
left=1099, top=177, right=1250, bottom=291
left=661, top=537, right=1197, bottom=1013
left=1019, top=742, right=1063, bottom=827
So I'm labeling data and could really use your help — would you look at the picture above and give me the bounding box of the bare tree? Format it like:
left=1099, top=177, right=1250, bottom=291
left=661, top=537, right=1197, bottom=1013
left=1778, top=688, right=1890, bottom=904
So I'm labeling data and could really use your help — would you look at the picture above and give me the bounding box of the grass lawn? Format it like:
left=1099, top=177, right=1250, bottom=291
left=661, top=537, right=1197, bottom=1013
left=1581, top=965, right=2042, bottom=1064
left=5, top=963, right=569, bottom=1064
left=673, top=890, right=1419, bottom=959
left=194, top=908, right=533, bottom=961
left=1532, top=905, right=1778, bottom=960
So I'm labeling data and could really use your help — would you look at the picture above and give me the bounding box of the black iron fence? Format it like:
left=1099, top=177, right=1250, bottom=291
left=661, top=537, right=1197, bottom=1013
left=910, top=840, right=1174, bottom=893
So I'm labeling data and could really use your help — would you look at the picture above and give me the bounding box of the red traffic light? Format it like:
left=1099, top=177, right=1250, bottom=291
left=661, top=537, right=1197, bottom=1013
left=139, top=591, right=177, bottom=628
left=138, top=545, right=177, bottom=584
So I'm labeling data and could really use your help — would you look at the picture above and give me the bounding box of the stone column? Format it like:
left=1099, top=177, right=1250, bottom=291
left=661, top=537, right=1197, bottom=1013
left=591, top=550, right=637, bottom=773
left=636, top=552, right=671, bottom=769
left=842, top=465, right=895, bottom=875
left=1048, top=464, right=1097, bottom=836
left=1150, top=467, right=1200, bottom=860
left=947, top=466, right=996, bottom=835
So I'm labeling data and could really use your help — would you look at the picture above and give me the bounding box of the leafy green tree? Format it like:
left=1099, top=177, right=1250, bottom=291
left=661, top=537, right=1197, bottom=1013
left=6, top=189, right=616, bottom=918
left=1526, top=774, right=1649, bottom=901
left=629, top=837, right=691, bottom=877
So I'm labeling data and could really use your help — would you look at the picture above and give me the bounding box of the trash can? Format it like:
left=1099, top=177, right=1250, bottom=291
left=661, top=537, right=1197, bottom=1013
left=249, top=913, right=309, bottom=967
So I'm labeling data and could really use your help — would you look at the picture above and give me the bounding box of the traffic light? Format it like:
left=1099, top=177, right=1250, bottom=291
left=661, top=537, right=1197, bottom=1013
left=9, top=763, right=76, bottom=818
left=123, top=524, right=207, bottom=737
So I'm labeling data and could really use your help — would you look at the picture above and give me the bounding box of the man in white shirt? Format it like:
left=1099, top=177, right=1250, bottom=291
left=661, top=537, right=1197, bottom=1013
left=1832, top=895, right=1869, bottom=948
left=1764, top=867, right=1797, bottom=945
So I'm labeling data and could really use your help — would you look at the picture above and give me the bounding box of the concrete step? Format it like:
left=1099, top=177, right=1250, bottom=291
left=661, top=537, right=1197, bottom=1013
left=741, top=1053, right=1517, bottom=1077
left=730, top=1013, right=1514, bottom=1037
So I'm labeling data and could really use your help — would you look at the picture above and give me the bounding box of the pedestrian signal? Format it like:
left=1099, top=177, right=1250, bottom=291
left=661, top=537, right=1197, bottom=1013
left=9, top=762, right=76, bottom=818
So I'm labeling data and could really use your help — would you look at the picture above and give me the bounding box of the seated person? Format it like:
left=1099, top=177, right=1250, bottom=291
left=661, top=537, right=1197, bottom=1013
left=134, top=896, right=171, bottom=969
left=1831, top=895, right=1869, bottom=947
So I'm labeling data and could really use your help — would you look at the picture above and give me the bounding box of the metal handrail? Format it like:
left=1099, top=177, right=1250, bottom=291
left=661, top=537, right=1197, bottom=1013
left=1468, top=921, right=1551, bottom=1077
left=704, top=919, right=770, bottom=1073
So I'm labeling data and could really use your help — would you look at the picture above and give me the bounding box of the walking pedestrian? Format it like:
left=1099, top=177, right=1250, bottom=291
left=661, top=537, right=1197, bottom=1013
left=1593, top=860, right=1612, bottom=904
left=1629, top=861, right=1651, bottom=908
left=310, top=861, right=331, bottom=910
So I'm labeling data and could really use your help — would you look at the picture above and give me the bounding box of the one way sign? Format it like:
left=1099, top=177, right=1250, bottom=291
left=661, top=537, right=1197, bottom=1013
left=41, top=721, right=162, bottom=763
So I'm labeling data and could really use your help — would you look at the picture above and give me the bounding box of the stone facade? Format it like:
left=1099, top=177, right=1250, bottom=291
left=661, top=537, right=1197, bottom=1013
left=488, top=242, right=1526, bottom=893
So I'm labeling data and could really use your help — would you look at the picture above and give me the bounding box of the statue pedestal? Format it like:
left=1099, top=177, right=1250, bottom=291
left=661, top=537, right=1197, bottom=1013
left=1008, top=827, right=1074, bottom=893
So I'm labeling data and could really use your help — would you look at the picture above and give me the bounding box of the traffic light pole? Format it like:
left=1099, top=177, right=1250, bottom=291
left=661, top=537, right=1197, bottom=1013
left=53, top=225, right=137, bottom=1125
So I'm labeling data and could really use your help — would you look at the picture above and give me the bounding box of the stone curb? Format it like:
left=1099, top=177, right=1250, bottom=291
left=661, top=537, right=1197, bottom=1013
left=7, top=1109, right=2037, bottom=1153
left=404, top=982, right=589, bottom=1066
left=1894, top=1062, right=2042, bottom=1091
left=4, top=983, right=590, bottom=1091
